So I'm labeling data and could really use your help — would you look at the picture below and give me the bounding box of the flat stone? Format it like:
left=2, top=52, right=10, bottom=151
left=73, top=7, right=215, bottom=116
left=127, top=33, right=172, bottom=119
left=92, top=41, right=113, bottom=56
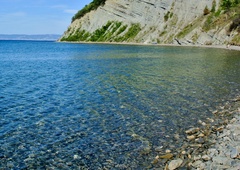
left=212, top=156, right=230, bottom=165
left=193, top=155, right=201, bottom=161
left=140, top=146, right=151, bottom=155
left=230, top=147, right=239, bottom=159
left=165, top=149, right=171, bottom=153
left=159, top=153, right=174, bottom=159
left=202, top=155, right=211, bottom=161
left=206, top=118, right=214, bottom=123
left=195, top=137, right=205, bottom=144
left=181, top=151, right=186, bottom=155
left=216, top=126, right=224, bottom=132
left=187, top=135, right=196, bottom=140
left=192, top=160, right=203, bottom=168
left=185, top=127, right=200, bottom=135
left=233, top=97, right=240, bottom=102
left=168, top=158, right=183, bottom=170
left=73, top=155, right=79, bottom=159
left=208, top=148, right=218, bottom=157
left=198, top=133, right=205, bottom=137
left=174, top=134, right=180, bottom=140
left=155, top=146, right=163, bottom=152
left=152, top=156, right=159, bottom=164
left=190, top=144, right=202, bottom=147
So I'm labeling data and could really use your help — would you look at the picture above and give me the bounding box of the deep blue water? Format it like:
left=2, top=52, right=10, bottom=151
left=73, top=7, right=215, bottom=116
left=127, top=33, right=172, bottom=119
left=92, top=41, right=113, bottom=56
left=0, top=40, right=240, bottom=169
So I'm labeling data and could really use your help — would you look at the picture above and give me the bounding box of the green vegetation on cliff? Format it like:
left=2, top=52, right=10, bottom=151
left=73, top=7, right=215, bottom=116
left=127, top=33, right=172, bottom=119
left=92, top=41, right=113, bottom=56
left=61, top=22, right=141, bottom=43
left=221, top=0, right=240, bottom=9
left=72, top=0, right=106, bottom=22
left=203, top=0, right=240, bottom=40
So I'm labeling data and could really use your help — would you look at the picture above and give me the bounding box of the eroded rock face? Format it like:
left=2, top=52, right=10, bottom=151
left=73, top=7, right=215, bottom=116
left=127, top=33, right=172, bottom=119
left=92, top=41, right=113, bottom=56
left=60, top=0, right=238, bottom=45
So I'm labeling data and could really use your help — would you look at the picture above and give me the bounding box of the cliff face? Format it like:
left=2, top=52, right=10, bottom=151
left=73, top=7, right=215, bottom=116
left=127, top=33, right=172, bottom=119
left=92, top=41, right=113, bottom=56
left=60, top=0, right=240, bottom=45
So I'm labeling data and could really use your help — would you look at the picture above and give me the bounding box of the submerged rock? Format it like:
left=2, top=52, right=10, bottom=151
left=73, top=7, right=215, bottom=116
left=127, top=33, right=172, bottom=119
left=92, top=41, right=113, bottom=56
left=187, top=135, right=196, bottom=140
left=168, top=158, right=183, bottom=170
left=192, top=160, right=205, bottom=169
left=202, top=155, right=210, bottom=161
left=165, top=149, right=171, bottom=153
left=159, top=153, right=174, bottom=159
left=155, top=146, right=163, bottom=152
left=230, top=147, right=239, bottom=159
left=233, top=97, right=240, bottom=102
left=195, top=137, right=205, bottom=144
left=185, top=128, right=200, bottom=135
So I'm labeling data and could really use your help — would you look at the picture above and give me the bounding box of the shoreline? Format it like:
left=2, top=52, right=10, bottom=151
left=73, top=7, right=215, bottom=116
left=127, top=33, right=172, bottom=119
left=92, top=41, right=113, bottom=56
left=154, top=96, right=240, bottom=170
left=59, top=41, right=240, bottom=51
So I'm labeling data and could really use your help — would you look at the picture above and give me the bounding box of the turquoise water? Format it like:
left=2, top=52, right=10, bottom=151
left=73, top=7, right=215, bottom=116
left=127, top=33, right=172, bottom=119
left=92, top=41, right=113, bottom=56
left=0, top=40, right=239, bottom=169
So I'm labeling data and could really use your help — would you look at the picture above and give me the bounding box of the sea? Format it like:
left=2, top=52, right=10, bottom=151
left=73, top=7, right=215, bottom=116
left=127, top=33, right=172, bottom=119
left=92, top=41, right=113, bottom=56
left=0, top=40, right=239, bottom=169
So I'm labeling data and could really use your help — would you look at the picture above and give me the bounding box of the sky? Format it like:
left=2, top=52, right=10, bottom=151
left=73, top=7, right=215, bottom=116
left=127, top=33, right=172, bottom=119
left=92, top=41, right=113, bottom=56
left=0, top=0, right=92, bottom=35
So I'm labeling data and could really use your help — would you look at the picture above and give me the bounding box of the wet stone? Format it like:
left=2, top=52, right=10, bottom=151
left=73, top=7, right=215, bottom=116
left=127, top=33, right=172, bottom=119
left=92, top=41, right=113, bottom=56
left=198, top=133, right=205, bottom=137
left=168, top=158, right=183, bottom=170
left=212, top=156, right=230, bottom=165
left=185, top=128, right=200, bottom=135
left=159, top=153, right=173, bottom=159
left=233, top=97, right=240, bottom=102
left=155, top=146, right=163, bottom=152
left=192, top=160, right=204, bottom=168
left=195, top=137, right=205, bottom=144
left=208, top=148, right=218, bottom=157
left=202, top=155, right=210, bottom=161
left=181, top=151, right=186, bottom=155
left=193, top=155, right=201, bottom=161
left=187, top=135, right=195, bottom=140
left=230, top=147, right=239, bottom=159
left=165, top=149, right=171, bottom=153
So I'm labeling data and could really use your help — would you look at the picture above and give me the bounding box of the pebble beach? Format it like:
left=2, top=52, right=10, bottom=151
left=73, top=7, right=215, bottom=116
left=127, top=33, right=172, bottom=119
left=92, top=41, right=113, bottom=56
left=157, top=96, right=240, bottom=170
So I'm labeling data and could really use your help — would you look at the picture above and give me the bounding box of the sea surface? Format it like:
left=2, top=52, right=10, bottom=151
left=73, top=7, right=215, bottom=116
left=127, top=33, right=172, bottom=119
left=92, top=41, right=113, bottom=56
left=0, top=40, right=239, bottom=169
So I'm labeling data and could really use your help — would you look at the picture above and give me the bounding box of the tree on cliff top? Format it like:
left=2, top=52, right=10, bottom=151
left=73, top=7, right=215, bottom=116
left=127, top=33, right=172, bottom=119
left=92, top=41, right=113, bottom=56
left=72, top=0, right=106, bottom=22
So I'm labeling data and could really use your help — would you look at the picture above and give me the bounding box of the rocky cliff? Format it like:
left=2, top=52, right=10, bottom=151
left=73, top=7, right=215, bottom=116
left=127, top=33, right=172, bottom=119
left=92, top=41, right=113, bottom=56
left=60, top=0, right=240, bottom=45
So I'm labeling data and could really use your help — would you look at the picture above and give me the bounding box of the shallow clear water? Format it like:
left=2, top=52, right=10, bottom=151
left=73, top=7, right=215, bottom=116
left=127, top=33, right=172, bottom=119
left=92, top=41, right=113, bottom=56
left=0, top=40, right=239, bottom=169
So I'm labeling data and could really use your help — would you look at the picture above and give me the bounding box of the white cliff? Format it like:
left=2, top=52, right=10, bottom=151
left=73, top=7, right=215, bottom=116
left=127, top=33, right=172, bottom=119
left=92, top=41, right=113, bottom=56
left=60, top=0, right=240, bottom=45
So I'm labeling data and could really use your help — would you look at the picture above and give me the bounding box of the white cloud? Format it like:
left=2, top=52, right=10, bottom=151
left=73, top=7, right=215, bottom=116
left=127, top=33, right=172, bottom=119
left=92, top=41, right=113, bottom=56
left=64, top=9, right=78, bottom=14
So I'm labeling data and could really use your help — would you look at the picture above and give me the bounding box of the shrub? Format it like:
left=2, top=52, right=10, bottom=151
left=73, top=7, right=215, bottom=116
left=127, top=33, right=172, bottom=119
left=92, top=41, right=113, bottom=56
left=203, top=14, right=215, bottom=31
left=61, top=30, right=91, bottom=41
left=111, top=22, right=122, bottom=34
left=72, top=0, right=106, bottom=22
left=124, top=23, right=141, bottom=40
left=164, top=11, right=170, bottom=21
left=229, top=17, right=240, bottom=32
left=232, top=0, right=240, bottom=6
left=116, top=25, right=127, bottom=35
left=220, top=0, right=239, bottom=10
left=114, top=23, right=141, bottom=42
left=204, top=6, right=210, bottom=15
left=211, top=0, right=216, bottom=12
left=90, top=22, right=112, bottom=41
left=214, top=9, right=222, bottom=16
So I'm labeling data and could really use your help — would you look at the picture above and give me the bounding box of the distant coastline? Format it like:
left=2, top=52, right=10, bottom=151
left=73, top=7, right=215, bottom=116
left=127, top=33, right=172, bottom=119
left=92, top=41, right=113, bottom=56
left=0, top=34, right=61, bottom=41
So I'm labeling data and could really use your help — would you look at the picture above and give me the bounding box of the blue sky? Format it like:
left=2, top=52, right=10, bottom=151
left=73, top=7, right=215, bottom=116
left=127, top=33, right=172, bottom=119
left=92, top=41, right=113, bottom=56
left=0, top=0, right=92, bottom=35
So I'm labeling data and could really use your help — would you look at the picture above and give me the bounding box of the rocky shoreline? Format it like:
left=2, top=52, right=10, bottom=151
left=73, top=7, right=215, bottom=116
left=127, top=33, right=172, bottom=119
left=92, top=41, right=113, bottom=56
left=152, top=96, right=240, bottom=170
left=59, top=41, right=240, bottom=52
